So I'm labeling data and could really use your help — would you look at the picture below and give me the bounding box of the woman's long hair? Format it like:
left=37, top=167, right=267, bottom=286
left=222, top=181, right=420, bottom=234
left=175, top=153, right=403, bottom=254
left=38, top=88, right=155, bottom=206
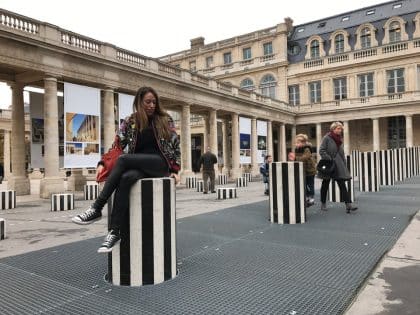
left=132, top=86, right=170, bottom=140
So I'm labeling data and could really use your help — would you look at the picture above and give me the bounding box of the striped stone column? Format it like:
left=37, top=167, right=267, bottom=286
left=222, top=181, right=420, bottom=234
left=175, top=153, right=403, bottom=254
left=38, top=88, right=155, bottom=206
left=51, top=193, right=74, bottom=211
left=0, top=218, right=5, bottom=240
left=351, top=150, right=360, bottom=178
left=0, top=190, right=16, bottom=210
left=243, top=173, right=252, bottom=182
left=379, top=150, right=395, bottom=186
left=217, top=187, right=237, bottom=199
left=236, top=177, right=248, bottom=187
left=393, top=148, right=406, bottom=182
left=196, top=180, right=204, bottom=192
left=218, top=174, right=227, bottom=185
left=359, top=151, right=380, bottom=192
left=84, top=184, right=99, bottom=200
left=328, top=155, right=354, bottom=202
left=185, top=177, right=197, bottom=189
left=269, top=162, right=305, bottom=224
left=107, top=178, right=176, bottom=286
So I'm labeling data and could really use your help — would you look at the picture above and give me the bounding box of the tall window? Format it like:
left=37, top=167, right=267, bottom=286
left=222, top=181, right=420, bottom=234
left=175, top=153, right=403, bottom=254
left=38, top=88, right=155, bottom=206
left=288, top=85, right=300, bottom=106
left=333, top=77, right=347, bottom=100
left=360, top=27, right=372, bottom=49
left=309, top=81, right=321, bottom=103
left=189, top=60, right=196, bottom=72
left=358, top=73, right=374, bottom=97
left=417, top=65, right=420, bottom=90
left=387, top=68, right=405, bottom=94
left=240, top=78, right=254, bottom=91
left=335, top=34, right=345, bottom=54
left=389, top=21, right=401, bottom=43
left=223, top=52, right=232, bottom=64
left=205, top=56, right=213, bottom=68
left=243, top=47, right=252, bottom=60
left=263, top=42, right=273, bottom=56
left=260, top=74, right=276, bottom=98
left=310, top=40, right=320, bottom=58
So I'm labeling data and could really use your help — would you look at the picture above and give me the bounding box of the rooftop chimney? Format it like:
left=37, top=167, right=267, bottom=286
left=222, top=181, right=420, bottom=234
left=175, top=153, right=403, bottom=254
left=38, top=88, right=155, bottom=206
left=190, top=37, right=205, bottom=51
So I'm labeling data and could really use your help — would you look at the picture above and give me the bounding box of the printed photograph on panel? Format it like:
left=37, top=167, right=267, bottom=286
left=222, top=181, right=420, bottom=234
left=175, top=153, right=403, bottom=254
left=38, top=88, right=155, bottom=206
left=258, top=135, right=267, bottom=150
left=31, top=118, right=44, bottom=143
left=84, top=143, right=99, bottom=155
left=66, top=142, right=83, bottom=155
left=66, top=113, right=99, bottom=143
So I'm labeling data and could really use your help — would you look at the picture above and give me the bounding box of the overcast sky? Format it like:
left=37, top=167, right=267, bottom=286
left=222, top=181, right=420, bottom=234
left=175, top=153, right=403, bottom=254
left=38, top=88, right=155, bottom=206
left=0, top=0, right=386, bottom=107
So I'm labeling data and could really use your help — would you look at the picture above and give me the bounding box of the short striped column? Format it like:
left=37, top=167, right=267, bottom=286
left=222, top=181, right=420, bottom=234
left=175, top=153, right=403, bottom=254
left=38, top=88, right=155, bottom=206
left=217, top=187, right=237, bottom=199
left=269, top=162, right=305, bottom=224
left=407, top=147, right=415, bottom=178
left=0, top=218, right=5, bottom=240
left=236, top=177, right=248, bottom=187
left=393, top=148, right=406, bottom=182
left=185, top=177, right=197, bottom=189
left=84, top=184, right=99, bottom=200
left=196, top=180, right=204, bottom=192
left=51, top=193, right=74, bottom=211
left=0, top=190, right=16, bottom=210
left=359, top=151, right=380, bottom=192
left=379, top=150, right=395, bottom=186
left=107, top=178, right=176, bottom=286
left=351, top=150, right=360, bottom=178
left=243, top=173, right=252, bottom=182
left=328, top=155, right=354, bottom=202
left=415, top=146, right=420, bottom=176
left=218, top=174, right=228, bottom=185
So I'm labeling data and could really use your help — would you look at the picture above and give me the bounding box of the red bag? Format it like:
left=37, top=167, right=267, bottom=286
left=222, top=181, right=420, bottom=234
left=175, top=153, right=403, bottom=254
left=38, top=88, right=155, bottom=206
left=96, top=137, right=123, bottom=183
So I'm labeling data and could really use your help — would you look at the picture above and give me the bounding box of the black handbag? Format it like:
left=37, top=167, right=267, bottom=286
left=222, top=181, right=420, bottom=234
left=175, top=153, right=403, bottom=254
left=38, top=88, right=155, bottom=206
left=316, top=159, right=336, bottom=177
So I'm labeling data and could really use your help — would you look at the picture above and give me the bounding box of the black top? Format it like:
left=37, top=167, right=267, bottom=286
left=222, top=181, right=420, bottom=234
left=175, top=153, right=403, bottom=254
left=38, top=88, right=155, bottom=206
left=198, top=152, right=218, bottom=171
left=135, top=123, right=160, bottom=155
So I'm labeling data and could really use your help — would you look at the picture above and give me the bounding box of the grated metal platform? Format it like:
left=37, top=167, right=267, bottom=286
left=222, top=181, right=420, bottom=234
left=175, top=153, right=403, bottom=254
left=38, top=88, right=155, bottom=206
left=1, top=178, right=420, bottom=314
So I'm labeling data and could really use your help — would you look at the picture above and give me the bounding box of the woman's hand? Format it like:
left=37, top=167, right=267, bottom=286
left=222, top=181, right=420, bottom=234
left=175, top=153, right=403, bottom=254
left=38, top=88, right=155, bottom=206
left=170, top=173, right=180, bottom=184
left=96, top=165, right=104, bottom=176
left=288, top=152, right=296, bottom=161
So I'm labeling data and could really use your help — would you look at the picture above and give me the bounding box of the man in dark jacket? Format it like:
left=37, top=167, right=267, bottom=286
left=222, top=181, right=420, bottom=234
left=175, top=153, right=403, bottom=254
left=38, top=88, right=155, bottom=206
left=198, top=147, right=218, bottom=194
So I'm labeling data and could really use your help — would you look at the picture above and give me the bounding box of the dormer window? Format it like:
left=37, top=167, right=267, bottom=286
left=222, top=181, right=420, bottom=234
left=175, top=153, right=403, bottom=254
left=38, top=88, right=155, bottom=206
left=361, top=27, right=371, bottom=48
left=389, top=21, right=401, bottom=43
left=310, top=40, right=320, bottom=58
left=335, top=34, right=345, bottom=54
left=366, top=9, right=375, bottom=16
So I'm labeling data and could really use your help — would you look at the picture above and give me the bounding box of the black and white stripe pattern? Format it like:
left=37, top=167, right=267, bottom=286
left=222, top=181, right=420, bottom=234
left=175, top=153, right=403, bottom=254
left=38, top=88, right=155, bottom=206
left=217, top=187, right=237, bottom=199
left=415, top=147, right=420, bottom=176
left=269, top=162, right=306, bottom=224
left=0, top=190, right=16, bottom=210
left=379, top=150, right=395, bottom=186
left=218, top=174, right=228, bottom=185
left=393, top=148, right=406, bottom=182
left=51, top=193, right=74, bottom=211
left=328, top=155, right=354, bottom=202
left=359, top=151, right=380, bottom=192
left=0, top=218, right=5, bottom=240
left=185, top=177, right=197, bottom=189
left=351, top=150, right=360, bottom=177
left=107, top=178, right=176, bottom=286
left=196, top=180, right=204, bottom=192
left=84, top=184, right=99, bottom=200
left=236, top=177, right=248, bottom=187
left=243, top=173, right=252, bottom=182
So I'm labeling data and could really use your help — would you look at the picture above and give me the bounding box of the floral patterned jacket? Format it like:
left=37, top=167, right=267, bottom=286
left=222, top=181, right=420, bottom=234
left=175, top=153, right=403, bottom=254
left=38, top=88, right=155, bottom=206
left=109, top=113, right=181, bottom=174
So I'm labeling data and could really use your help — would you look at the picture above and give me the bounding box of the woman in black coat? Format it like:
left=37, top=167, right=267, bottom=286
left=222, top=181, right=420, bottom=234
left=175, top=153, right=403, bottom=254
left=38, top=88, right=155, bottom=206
left=319, top=121, right=358, bottom=213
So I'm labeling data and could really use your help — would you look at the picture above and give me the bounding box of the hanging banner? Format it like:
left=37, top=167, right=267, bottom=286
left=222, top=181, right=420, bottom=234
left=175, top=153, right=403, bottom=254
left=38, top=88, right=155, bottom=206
left=29, top=92, right=64, bottom=169
left=257, top=120, right=268, bottom=164
left=239, top=117, right=251, bottom=164
left=118, top=93, right=134, bottom=126
left=64, top=82, right=101, bottom=168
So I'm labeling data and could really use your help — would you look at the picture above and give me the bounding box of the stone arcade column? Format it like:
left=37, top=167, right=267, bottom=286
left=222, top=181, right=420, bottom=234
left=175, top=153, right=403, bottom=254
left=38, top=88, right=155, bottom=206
left=209, top=109, right=218, bottom=173
left=291, top=124, right=296, bottom=152
left=316, top=123, right=322, bottom=159
left=103, top=88, right=115, bottom=150
left=251, top=117, right=259, bottom=176
left=230, top=113, right=241, bottom=178
left=277, top=123, right=286, bottom=161
left=343, top=120, right=350, bottom=156
left=180, top=105, right=193, bottom=179
left=267, top=120, right=273, bottom=157
left=222, top=120, right=229, bottom=174
left=406, top=115, right=413, bottom=147
left=203, top=115, right=210, bottom=151
left=7, top=83, right=30, bottom=195
left=40, top=78, right=64, bottom=197
left=3, top=130, right=11, bottom=179
left=372, top=118, right=380, bottom=151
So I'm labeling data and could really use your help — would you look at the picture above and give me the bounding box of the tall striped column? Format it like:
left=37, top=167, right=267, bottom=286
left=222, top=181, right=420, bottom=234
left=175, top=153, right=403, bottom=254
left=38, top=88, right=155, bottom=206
left=359, top=151, right=380, bottom=192
left=379, top=149, right=395, bottom=186
left=243, top=173, right=252, bottom=182
left=0, top=218, right=5, bottom=240
left=415, top=146, right=420, bottom=176
left=107, top=178, right=176, bottom=286
left=393, top=148, right=406, bottom=182
left=328, top=155, right=354, bottom=202
left=351, top=150, right=360, bottom=178
left=406, top=147, right=413, bottom=179
left=269, top=162, right=305, bottom=224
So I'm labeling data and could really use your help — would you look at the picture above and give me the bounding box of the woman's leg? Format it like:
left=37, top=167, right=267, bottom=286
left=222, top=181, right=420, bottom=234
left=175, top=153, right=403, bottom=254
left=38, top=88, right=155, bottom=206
left=93, top=154, right=167, bottom=211
left=306, top=175, right=315, bottom=198
left=336, top=179, right=351, bottom=203
left=320, top=178, right=330, bottom=203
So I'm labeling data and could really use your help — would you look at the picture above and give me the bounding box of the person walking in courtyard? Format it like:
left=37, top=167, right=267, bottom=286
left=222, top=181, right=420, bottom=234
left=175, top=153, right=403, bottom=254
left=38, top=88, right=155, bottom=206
left=288, top=134, right=316, bottom=206
left=260, top=154, right=272, bottom=195
left=318, top=121, right=357, bottom=213
left=72, top=86, right=180, bottom=253
left=198, top=147, right=217, bottom=194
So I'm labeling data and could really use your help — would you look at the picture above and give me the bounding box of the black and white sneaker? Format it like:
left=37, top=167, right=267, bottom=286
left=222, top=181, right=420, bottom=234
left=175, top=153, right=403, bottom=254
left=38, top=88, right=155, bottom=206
left=71, top=207, right=102, bottom=225
left=97, top=230, right=121, bottom=253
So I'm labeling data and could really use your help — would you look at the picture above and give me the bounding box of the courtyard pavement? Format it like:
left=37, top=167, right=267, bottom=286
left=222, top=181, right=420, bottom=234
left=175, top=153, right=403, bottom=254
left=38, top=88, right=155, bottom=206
left=0, top=177, right=419, bottom=314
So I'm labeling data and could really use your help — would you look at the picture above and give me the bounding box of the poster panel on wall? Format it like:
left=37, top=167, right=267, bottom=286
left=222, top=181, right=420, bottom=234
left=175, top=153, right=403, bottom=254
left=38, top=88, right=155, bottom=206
left=239, top=117, right=251, bottom=164
left=29, top=92, right=64, bottom=169
left=257, top=120, right=268, bottom=164
left=64, top=82, right=101, bottom=168
left=118, top=93, right=134, bottom=126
